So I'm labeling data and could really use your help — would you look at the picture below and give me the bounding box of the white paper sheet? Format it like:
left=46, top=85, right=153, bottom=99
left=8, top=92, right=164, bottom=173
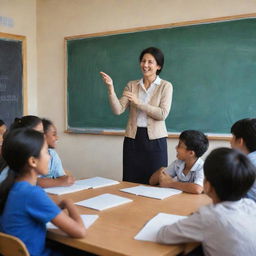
left=75, top=193, right=133, bottom=211
left=75, top=176, right=119, bottom=188
left=120, top=185, right=182, bottom=200
left=44, top=176, right=119, bottom=195
left=44, top=184, right=91, bottom=195
left=47, top=214, right=99, bottom=230
left=135, top=212, right=187, bottom=242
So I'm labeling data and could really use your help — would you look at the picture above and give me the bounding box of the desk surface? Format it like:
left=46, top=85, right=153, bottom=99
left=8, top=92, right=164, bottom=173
left=47, top=182, right=211, bottom=256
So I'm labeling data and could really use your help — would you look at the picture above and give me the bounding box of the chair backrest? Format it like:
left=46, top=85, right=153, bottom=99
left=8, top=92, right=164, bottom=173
left=0, top=232, right=30, bottom=256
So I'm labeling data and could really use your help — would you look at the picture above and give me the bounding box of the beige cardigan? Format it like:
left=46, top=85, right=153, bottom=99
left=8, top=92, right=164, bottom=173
left=108, top=79, right=173, bottom=139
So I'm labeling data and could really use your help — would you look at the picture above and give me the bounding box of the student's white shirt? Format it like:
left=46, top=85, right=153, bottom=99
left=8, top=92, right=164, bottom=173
left=136, top=76, right=161, bottom=127
left=164, top=158, right=204, bottom=187
left=157, top=198, right=256, bottom=256
left=247, top=151, right=256, bottom=201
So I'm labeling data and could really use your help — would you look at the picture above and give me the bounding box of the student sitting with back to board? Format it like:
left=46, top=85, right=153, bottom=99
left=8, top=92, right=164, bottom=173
left=230, top=118, right=256, bottom=202
left=149, top=130, right=209, bottom=194
left=157, top=147, right=256, bottom=256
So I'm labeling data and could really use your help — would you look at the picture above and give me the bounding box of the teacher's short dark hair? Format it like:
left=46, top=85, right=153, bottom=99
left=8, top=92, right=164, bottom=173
left=139, top=47, right=164, bottom=75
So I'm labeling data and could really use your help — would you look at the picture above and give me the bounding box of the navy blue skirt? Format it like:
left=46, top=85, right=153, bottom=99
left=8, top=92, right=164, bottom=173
left=123, top=127, right=168, bottom=184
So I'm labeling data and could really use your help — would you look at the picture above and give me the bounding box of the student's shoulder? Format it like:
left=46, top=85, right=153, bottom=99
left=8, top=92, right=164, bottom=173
left=48, top=148, right=61, bottom=160
left=193, top=158, right=205, bottom=172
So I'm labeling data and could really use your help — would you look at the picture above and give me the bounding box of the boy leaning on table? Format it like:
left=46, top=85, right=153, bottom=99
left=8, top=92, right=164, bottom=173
left=149, top=130, right=209, bottom=194
left=157, top=147, right=256, bottom=256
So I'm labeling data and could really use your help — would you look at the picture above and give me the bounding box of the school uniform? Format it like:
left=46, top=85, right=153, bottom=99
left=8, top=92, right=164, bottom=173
left=165, top=158, right=204, bottom=186
left=157, top=198, right=256, bottom=256
left=246, top=151, right=256, bottom=201
left=108, top=76, right=173, bottom=184
left=40, top=148, right=65, bottom=178
left=0, top=181, right=61, bottom=256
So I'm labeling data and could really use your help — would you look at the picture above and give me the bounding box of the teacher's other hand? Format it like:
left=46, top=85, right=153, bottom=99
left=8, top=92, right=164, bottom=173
left=123, top=91, right=139, bottom=105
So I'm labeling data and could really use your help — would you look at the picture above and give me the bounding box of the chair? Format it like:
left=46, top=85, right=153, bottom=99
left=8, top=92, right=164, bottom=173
left=0, top=232, right=29, bottom=256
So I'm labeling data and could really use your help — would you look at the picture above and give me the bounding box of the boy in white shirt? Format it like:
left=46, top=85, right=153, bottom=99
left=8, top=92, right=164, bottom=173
left=149, top=130, right=209, bottom=194
left=230, top=118, right=256, bottom=201
left=157, top=147, right=256, bottom=256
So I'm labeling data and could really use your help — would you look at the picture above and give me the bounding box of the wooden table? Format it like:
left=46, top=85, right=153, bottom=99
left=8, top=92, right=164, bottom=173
left=47, top=182, right=212, bottom=256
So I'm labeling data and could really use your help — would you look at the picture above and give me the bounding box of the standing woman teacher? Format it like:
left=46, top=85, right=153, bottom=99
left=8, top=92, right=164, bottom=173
left=100, top=47, right=173, bottom=184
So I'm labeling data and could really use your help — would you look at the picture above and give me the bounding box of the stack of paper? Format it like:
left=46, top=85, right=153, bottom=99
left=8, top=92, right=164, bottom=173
left=47, top=214, right=99, bottom=230
left=120, top=185, right=182, bottom=200
left=135, top=213, right=187, bottom=242
left=75, top=193, right=133, bottom=211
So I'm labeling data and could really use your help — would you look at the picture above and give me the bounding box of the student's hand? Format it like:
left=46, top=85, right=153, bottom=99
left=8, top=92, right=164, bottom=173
left=159, top=171, right=174, bottom=187
left=100, top=72, right=114, bottom=89
left=123, top=91, right=139, bottom=105
left=57, top=175, right=76, bottom=186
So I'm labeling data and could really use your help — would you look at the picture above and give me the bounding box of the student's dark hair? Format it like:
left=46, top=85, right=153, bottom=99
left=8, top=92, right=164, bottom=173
left=9, top=115, right=42, bottom=131
left=0, top=119, right=5, bottom=127
left=139, top=47, right=164, bottom=75
left=42, top=118, right=54, bottom=133
left=0, top=128, right=45, bottom=213
left=179, top=130, right=209, bottom=157
left=231, top=118, right=256, bottom=152
left=204, top=147, right=256, bottom=201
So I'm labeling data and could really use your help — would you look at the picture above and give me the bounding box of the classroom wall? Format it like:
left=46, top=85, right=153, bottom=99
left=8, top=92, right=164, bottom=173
left=34, top=0, right=256, bottom=180
left=0, top=0, right=37, bottom=114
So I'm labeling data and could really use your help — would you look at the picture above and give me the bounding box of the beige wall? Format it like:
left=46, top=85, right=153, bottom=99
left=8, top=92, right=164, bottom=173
left=2, top=0, right=256, bottom=180
left=0, top=0, right=37, bottom=114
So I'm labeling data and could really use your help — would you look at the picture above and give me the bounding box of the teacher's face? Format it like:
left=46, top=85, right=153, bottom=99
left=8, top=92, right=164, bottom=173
left=140, top=53, right=161, bottom=78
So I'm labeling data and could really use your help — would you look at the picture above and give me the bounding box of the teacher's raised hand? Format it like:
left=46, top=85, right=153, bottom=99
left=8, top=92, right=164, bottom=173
left=99, top=71, right=114, bottom=91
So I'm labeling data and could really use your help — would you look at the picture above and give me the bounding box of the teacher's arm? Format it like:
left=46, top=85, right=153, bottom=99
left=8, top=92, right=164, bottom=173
left=100, top=71, right=130, bottom=115
left=136, top=82, right=173, bottom=120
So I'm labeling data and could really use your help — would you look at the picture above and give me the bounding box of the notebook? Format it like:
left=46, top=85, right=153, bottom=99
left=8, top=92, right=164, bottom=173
left=75, top=193, right=133, bottom=211
left=44, top=176, right=119, bottom=195
left=135, top=212, right=187, bottom=242
left=120, top=185, right=182, bottom=200
left=44, top=184, right=91, bottom=195
left=75, top=176, right=119, bottom=188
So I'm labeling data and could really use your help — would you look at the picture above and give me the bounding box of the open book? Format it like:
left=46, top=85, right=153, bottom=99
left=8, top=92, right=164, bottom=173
left=135, top=212, right=187, bottom=242
left=47, top=214, right=98, bottom=230
left=75, top=176, right=119, bottom=188
left=44, top=176, right=119, bottom=195
left=75, top=193, right=133, bottom=211
left=120, top=185, right=182, bottom=200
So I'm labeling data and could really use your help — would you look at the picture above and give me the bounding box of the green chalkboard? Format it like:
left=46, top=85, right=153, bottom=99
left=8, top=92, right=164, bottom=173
left=66, top=18, right=256, bottom=135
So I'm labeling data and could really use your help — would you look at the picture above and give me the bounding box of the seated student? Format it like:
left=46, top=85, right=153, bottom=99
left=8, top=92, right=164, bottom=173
left=0, top=115, right=44, bottom=183
left=149, top=130, right=209, bottom=194
left=0, top=115, right=74, bottom=188
left=230, top=118, right=256, bottom=202
left=37, top=118, right=75, bottom=188
left=0, top=129, right=86, bottom=256
left=157, top=147, right=256, bottom=256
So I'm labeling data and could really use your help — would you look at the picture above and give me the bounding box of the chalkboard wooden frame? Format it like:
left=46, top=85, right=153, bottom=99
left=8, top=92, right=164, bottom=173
left=0, top=32, right=27, bottom=125
left=64, top=13, right=256, bottom=141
